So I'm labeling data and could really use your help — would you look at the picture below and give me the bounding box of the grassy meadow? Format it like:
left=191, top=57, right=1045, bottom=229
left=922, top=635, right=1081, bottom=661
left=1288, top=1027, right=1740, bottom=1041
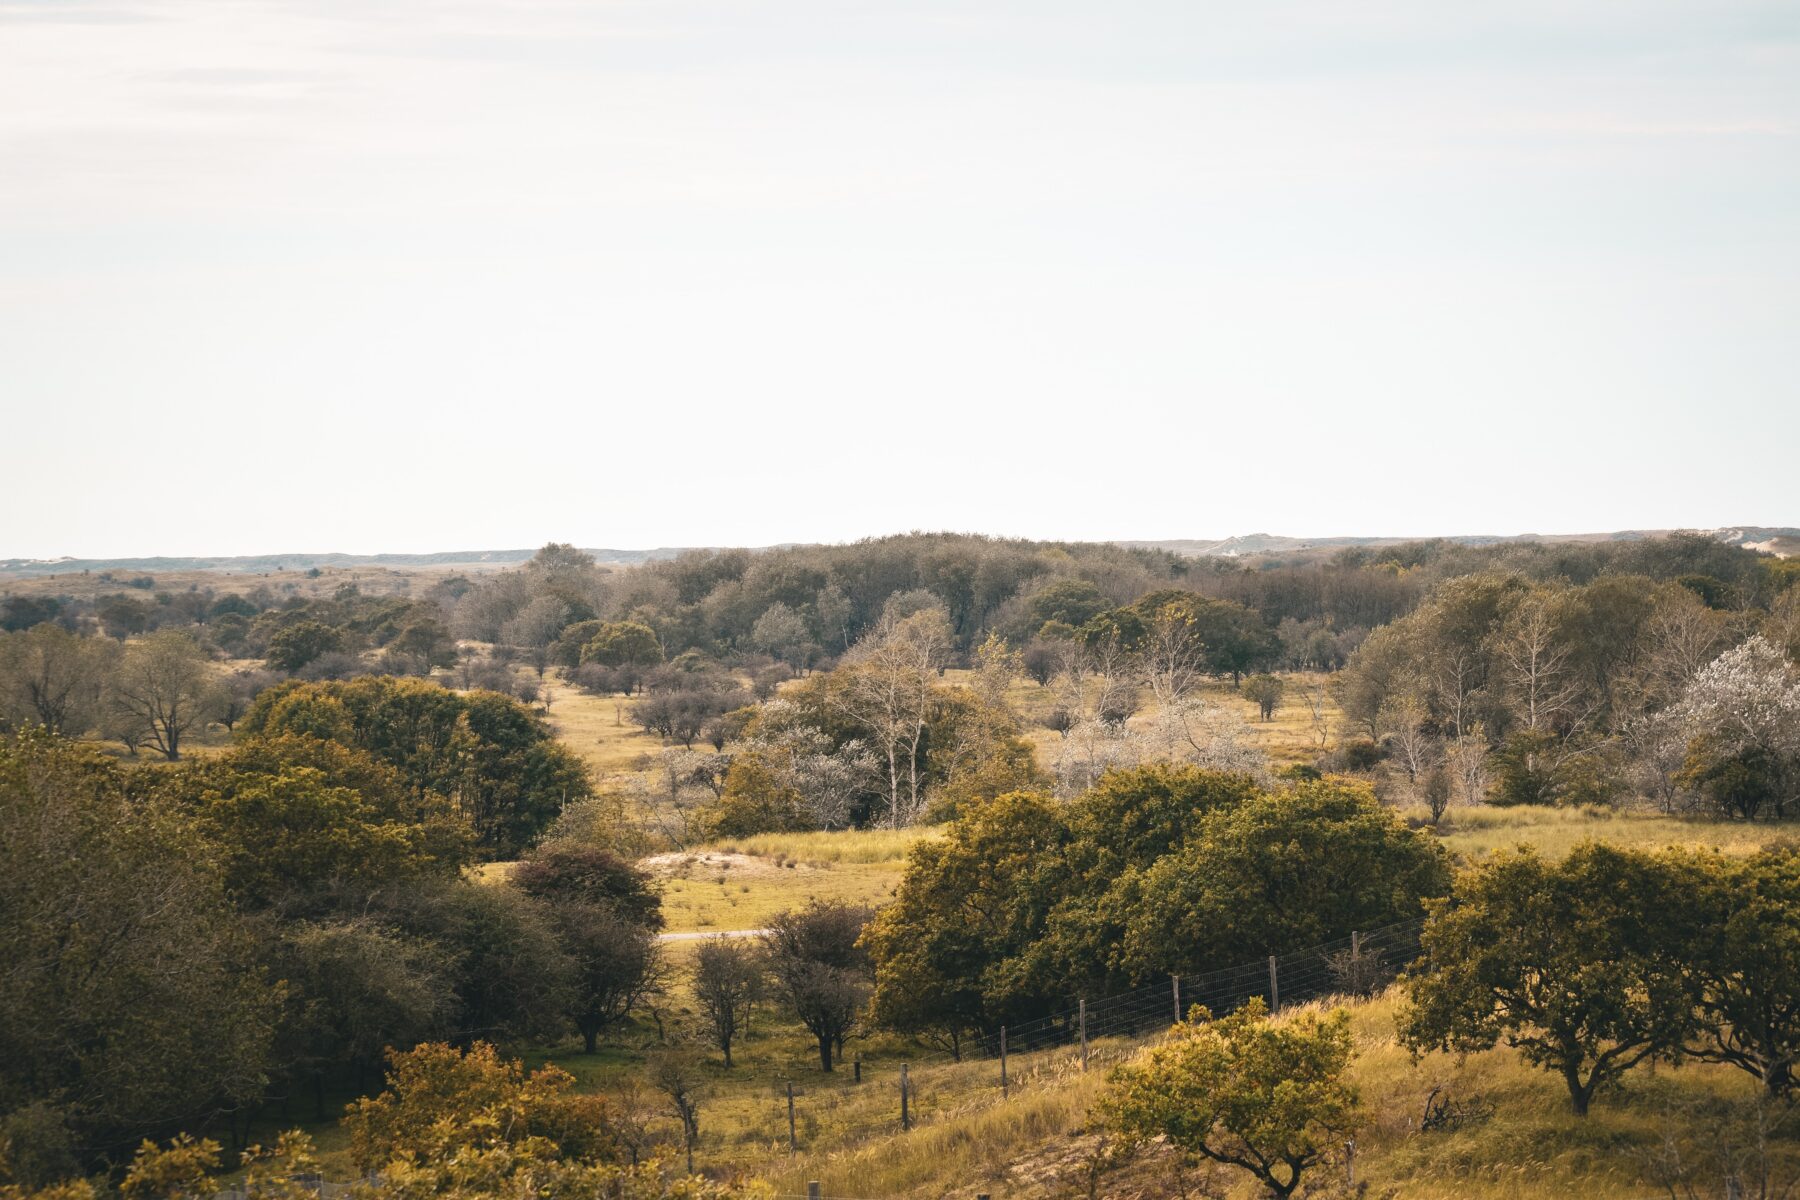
left=268, top=976, right=1793, bottom=1200
left=461, top=667, right=1800, bottom=1198
left=170, top=659, right=1800, bottom=1198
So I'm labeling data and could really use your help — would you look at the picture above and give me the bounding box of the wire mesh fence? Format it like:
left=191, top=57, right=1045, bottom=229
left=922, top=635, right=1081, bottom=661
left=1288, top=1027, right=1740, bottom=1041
left=214, top=920, right=1430, bottom=1200
left=968, top=916, right=1426, bottom=1061
left=745, top=916, right=1430, bottom=1176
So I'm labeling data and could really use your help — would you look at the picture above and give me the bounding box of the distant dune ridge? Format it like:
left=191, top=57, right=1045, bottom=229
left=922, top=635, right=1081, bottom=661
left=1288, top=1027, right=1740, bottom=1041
left=2, top=527, right=1795, bottom=577
left=1119, top=526, right=1800, bottom=559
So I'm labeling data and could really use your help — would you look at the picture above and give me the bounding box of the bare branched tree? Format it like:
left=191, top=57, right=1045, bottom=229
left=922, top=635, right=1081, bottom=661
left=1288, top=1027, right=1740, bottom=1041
left=1139, top=602, right=1207, bottom=707
left=1496, top=591, right=1581, bottom=732
left=835, top=608, right=952, bottom=827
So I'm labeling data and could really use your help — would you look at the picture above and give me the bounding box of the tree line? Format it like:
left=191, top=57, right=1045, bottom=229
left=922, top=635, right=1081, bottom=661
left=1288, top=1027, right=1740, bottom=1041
left=1335, top=567, right=1800, bottom=819
left=0, top=695, right=641, bottom=1183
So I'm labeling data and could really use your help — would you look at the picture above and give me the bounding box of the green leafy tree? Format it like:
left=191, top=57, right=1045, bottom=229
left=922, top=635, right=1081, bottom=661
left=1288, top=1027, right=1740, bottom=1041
left=377, top=882, right=573, bottom=1047
left=0, top=732, right=280, bottom=1162
left=868, top=769, right=1446, bottom=1034
left=510, top=845, right=663, bottom=928
left=550, top=903, right=665, bottom=1054
left=580, top=622, right=664, bottom=669
left=511, top=840, right=666, bottom=1052
left=1678, top=735, right=1786, bottom=821
left=96, top=595, right=151, bottom=639
left=1241, top=673, right=1284, bottom=721
left=1021, top=578, right=1111, bottom=637
left=241, top=677, right=591, bottom=856
left=387, top=620, right=457, bottom=671
left=1187, top=597, right=1281, bottom=684
left=344, top=1042, right=619, bottom=1171
left=748, top=603, right=817, bottom=671
left=36, top=1115, right=744, bottom=1200
left=1683, top=845, right=1800, bottom=1097
left=0, top=596, right=62, bottom=632
left=866, top=790, right=1074, bottom=1033
left=1399, top=844, right=1702, bottom=1114
left=705, top=753, right=811, bottom=836
left=269, top=921, right=455, bottom=1116
left=762, top=902, right=873, bottom=1072
left=1117, top=778, right=1452, bottom=983
left=264, top=621, right=346, bottom=673
left=1104, top=998, right=1361, bottom=1199
left=692, top=940, right=763, bottom=1068
left=199, top=733, right=474, bottom=867
left=549, top=619, right=607, bottom=668
left=155, top=763, right=450, bottom=912
left=119, top=1133, right=221, bottom=1200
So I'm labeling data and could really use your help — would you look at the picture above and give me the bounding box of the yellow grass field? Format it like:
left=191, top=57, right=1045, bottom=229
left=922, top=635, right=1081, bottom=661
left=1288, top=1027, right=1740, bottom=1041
left=537, top=670, right=667, bottom=783
left=958, top=667, right=1340, bottom=772
left=649, top=849, right=912, bottom=935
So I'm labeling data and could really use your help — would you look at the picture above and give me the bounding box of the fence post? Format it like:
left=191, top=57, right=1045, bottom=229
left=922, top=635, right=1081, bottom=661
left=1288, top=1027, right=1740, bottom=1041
left=807, top=1184, right=821, bottom=1200
left=1172, top=974, right=1182, bottom=1024
left=1079, top=998, right=1089, bottom=1070
left=1345, top=1138, right=1355, bottom=1188
left=900, top=1063, right=911, bottom=1131
left=853, top=1056, right=861, bottom=1084
left=787, top=1081, right=796, bottom=1154
left=1268, top=955, right=1280, bottom=1012
left=1000, top=1026, right=1008, bottom=1098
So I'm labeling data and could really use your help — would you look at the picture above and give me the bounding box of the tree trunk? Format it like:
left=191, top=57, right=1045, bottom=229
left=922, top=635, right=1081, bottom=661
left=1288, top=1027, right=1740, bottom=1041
left=1563, top=1065, right=1593, bottom=1116
left=885, top=745, right=901, bottom=829
left=583, top=1024, right=598, bottom=1054
left=818, top=1031, right=834, bottom=1072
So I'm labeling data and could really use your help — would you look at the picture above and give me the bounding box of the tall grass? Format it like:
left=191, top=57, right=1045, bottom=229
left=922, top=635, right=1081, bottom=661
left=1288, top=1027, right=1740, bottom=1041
left=740, top=992, right=1797, bottom=1199
left=701, top=827, right=939, bottom=866
left=1405, top=803, right=1800, bottom=861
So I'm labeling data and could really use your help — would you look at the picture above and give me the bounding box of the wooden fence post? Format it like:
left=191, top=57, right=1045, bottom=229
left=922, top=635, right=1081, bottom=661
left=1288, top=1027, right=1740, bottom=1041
left=1269, top=955, right=1280, bottom=1012
left=807, top=1184, right=821, bottom=1200
left=853, top=1056, right=861, bottom=1084
left=1079, top=998, right=1089, bottom=1070
left=900, top=1063, right=911, bottom=1131
left=1000, top=1026, right=1008, bottom=1098
left=786, top=1081, right=796, bottom=1154
left=1345, top=1138, right=1356, bottom=1188
left=1172, top=974, right=1182, bottom=1023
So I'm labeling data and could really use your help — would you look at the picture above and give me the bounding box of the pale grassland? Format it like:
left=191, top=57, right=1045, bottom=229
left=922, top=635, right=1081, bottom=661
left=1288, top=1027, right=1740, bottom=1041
left=943, top=667, right=1342, bottom=773
left=1414, top=803, right=1800, bottom=862
left=0, top=563, right=456, bottom=601
left=650, top=852, right=909, bottom=935
left=744, top=991, right=1790, bottom=1199
left=1342, top=990, right=1782, bottom=1200
left=537, top=670, right=663, bottom=782
left=705, top=826, right=935, bottom=865
left=250, top=977, right=1795, bottom=1199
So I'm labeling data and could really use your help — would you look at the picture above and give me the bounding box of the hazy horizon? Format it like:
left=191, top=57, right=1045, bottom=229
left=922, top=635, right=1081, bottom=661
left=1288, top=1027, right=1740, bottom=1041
left=5, top=523, right=1798, bottom=565
left=4, top=0, right=1797, bottom=558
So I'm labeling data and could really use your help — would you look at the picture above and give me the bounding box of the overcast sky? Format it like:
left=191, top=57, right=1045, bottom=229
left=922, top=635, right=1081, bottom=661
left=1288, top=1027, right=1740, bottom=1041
left=2, top=0, right=1796, bottom=558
